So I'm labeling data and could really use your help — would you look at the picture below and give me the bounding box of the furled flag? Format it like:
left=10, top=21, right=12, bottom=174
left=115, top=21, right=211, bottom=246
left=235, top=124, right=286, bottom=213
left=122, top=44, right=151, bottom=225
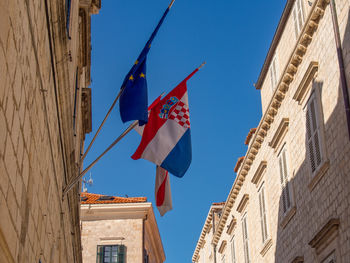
left=119, top=2, right=174, bottom=126
left=155, top=166, right=172, bottom=216
left=132, top=68, right=199, bottom=177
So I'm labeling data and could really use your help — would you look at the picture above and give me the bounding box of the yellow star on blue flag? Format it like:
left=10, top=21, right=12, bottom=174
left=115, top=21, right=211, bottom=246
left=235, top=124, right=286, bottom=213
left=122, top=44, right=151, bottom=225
left=119, top=4, right=173, bottom=126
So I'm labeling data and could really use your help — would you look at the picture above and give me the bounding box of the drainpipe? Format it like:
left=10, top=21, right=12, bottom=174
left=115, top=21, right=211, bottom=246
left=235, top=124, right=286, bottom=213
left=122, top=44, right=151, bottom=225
left=142, top=216, right=147, bottom=263
left=330, top=0, right=350, bottom=140
left=212, top=210, right=217, bottom=263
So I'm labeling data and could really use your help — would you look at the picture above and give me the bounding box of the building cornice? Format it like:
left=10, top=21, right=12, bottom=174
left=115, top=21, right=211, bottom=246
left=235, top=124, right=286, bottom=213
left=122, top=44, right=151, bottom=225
left=213, top=0, right=330, bottom=246
left=81, top=202, right=151, bottom=220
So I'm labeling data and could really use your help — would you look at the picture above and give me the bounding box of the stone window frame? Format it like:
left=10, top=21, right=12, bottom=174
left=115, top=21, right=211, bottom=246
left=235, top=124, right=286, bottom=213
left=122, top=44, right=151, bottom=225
left=96, top=244, right=126, bottom=263
left=303, top=85, right=329, bottom=191
left=236, top=194, right=249, bottom=214
left=251, top=161, right=267, bottom=186
left=308, top=218, right=340, bottom=263
left=226, top=215, right=237, bottom=236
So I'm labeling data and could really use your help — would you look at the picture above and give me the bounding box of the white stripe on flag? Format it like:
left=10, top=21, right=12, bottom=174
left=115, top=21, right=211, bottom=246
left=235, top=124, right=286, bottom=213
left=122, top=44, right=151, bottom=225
left=155, top=166, right=172, bottom=216
left=141, top=93, right=188, bottom=165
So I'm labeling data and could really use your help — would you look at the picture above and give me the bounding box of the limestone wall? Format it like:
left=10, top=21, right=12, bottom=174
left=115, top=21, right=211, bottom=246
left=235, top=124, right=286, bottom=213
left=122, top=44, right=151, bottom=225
left=81, top=218, right=143, bottom=263
left=0, top=0, right=98, bottom=262
left=215, top=1, right=350, bottom=262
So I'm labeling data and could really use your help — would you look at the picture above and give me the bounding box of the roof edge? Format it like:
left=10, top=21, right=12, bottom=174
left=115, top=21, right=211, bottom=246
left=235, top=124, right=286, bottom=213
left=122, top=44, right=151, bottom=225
left=255, top=0, right=295, bottom=90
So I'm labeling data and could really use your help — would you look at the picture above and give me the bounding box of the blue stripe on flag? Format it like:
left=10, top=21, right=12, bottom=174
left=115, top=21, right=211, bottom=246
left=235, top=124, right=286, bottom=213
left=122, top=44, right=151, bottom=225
left=161, top=129, right=192, bottom=178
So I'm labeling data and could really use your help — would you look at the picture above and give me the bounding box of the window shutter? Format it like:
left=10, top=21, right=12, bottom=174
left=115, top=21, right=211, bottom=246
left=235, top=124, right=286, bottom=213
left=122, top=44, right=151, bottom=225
left=293, top=6, right=299, bottom=38
left=261, top=188, right=268, bottom=242
left=282, top=151, right=291, bottom=210
left=242, top=216, right=250, bottom=263
left=279, top=149, right=291, bottom=214
left=307, top=95, right=323, bottom=173
left=65, top=0, right=72, bottom=37
left=118, top=245, right=125, bottom=263
left=96, top=246, right=104, bottom=263
left=279, top=157, right=287, bottom=213
left=297, top=0, right=305, bottom=30
left=259, top=192, right=264, bottom=242
left=231, top=238, right=236, bottom=263
left=259, top=186, right=268, bottom=243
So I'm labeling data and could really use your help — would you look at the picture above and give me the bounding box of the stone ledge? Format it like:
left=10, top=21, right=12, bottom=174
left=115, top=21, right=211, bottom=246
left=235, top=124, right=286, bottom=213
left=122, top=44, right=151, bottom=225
left=291, top=256, right=304, bottom=263
left=293, top=61, right=319, bottom=104
left=236, top=194, right=249, bottom=213
left=280, top=206, right=296, bottom=229
left=269, top=118, right=289, bottom=151
left=226, top=216, right=237, bottom=235
left=251, top=161, right=267, bottom=186
left=309, top=218, right=340, bottom=254
left=308, top=160, right=330, bottom=191
left=260, top=238, right=272, bottom=257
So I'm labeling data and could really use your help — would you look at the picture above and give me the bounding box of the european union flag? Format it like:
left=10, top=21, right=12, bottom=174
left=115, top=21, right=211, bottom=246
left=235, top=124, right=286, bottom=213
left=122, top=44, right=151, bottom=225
left=119, top=5, right=172, bottom=126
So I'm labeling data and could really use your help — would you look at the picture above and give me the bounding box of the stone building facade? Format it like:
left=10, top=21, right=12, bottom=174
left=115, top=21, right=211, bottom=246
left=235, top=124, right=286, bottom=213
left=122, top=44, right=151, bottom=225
left=0, top=0, right=100, bottom=262
left=80, top=192, right=165, bottom=263
left=192, top=203, right=224, bottom=263
left=193, top=0, right=350, bottom=262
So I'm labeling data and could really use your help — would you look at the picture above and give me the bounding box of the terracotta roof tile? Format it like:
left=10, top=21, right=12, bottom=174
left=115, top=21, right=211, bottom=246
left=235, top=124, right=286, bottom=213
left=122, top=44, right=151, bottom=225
left=81, top=192, right=147, bottom=204
left=245, top=128, right=257, bottom=145
left=234, top=156, right=245, bottom=173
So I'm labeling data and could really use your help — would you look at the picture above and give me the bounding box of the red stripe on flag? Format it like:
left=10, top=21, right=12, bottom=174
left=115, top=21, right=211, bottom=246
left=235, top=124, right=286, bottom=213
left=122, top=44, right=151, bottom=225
left=131, top=80, right=188, bottom=160
left=156, top=172, right=168, bottom=206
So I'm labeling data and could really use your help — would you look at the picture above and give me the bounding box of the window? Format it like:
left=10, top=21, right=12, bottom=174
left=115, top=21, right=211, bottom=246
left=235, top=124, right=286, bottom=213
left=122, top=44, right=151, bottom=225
left=144, top=249, right=149, bottom=263
left=269, top=55, right=278, bottom=91
left=242, top=214, right=250, bottom=263
left=293, top=0, right=305, bottom=38
left=306, top=92, right=323, bottom=174
left=230, top=236, right=236, bottom=263
left=221, top=254, right=226, bottom=263
left=258, top=184, right=268, bottom=243
left=73, top=68, right=79, bottom=136
left=278, top=146, right=292, bottom=214
left=65, top=0, right=72, bottom=38
left=97, top=245, right=125, bottom=263
left=322, top=251, right=336, bottom=263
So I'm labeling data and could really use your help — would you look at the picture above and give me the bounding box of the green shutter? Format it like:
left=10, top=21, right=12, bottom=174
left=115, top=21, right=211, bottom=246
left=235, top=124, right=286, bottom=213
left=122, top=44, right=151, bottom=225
left=118, top=245, right=125, bottom=263
left=96, top=246, right=104, bottom=263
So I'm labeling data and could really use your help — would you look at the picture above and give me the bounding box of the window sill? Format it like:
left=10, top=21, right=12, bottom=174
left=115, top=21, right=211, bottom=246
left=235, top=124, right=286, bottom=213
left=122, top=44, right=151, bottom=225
left=308, top=160, right=330, bottom=192
left=260, top=238, right=272, bottom=256
left=280, top=206, right=296, bottom=229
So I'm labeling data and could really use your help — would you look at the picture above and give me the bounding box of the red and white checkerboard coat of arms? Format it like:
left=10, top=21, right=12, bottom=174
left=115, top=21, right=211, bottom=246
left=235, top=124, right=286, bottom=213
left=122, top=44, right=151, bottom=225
left=168, top=100, right=190, bottom=129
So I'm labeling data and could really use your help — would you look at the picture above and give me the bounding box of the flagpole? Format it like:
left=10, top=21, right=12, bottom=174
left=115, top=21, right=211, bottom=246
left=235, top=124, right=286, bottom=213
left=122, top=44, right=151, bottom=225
left=168, top=0, right=175, bottom=8
left=79, top=87, right=125, bottom=166
left=63, top=119, right=138, bottom=197
left=79, top=0, right=175, bottom=166
left=198, top=61, right=206, bottom=70
left=63, top=91, right=165, bottom=198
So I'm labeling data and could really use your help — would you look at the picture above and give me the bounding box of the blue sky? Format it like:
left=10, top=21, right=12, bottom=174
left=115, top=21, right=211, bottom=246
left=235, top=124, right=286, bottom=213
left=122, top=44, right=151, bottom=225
left=86, top=1, right=285, bottom=262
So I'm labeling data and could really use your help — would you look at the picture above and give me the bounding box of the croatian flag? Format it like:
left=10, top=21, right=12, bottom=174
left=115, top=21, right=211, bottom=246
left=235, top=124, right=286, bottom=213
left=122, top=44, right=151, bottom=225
left=132, top=69, right=198, bottom=177
left=155, top=166, right=172, bottom=216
